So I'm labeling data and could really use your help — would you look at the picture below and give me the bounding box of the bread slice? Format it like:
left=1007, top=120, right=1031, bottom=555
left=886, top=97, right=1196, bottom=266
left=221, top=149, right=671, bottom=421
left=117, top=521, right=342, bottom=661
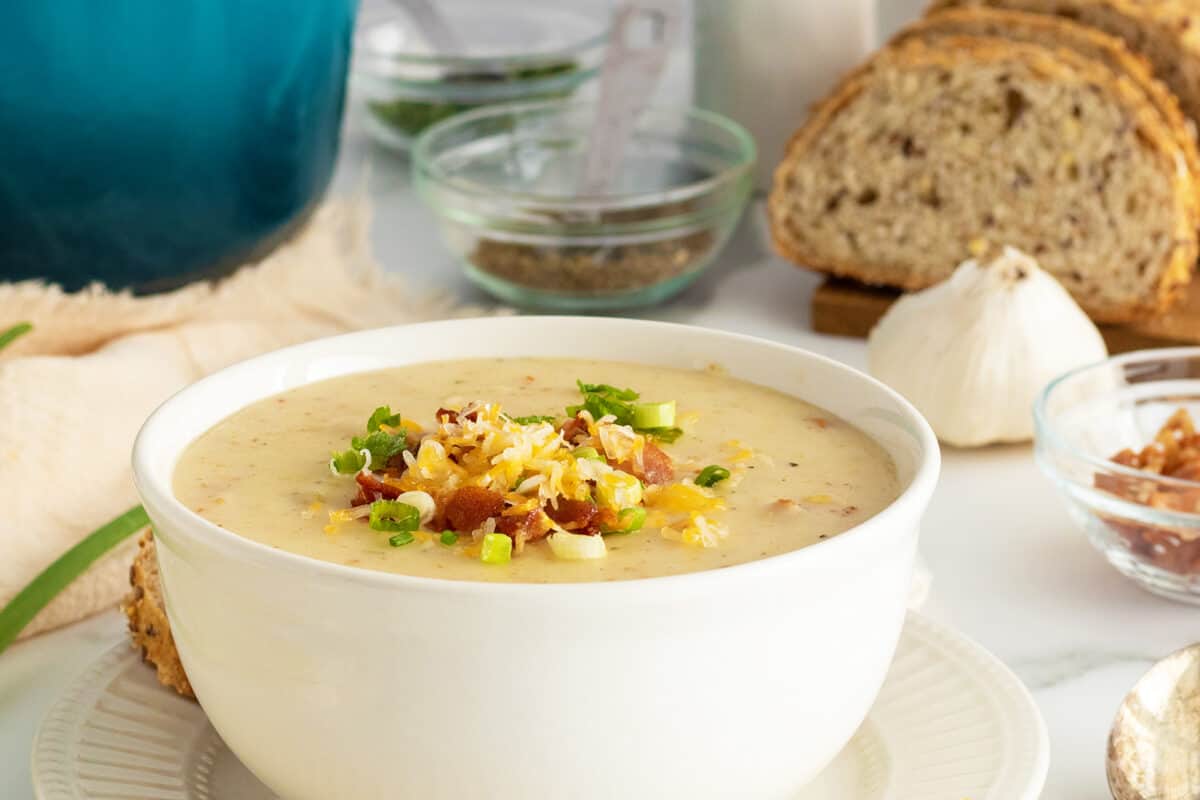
left=122, top=531, right=194, bottom=700
left=926, top=0, right=1200, bottom=130
left=900, top=7, right=1200, bottom=184
left=768, top=37, right=1199, bottom=321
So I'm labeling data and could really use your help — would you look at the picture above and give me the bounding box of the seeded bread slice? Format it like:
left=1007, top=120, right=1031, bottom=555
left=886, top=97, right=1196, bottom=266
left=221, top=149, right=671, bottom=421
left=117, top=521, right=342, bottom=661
left=122, top=531, right=194, bottom=700
left=899, top=7, right=1200, bottom=184
left=768, top=37, right=1199, bottom=322
left=926, top=0, right=1200, bottom=130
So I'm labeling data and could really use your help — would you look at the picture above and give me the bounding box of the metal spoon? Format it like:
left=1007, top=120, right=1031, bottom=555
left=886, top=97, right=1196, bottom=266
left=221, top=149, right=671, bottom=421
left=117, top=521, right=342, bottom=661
left=1108, top=643, right=1200, bottom=800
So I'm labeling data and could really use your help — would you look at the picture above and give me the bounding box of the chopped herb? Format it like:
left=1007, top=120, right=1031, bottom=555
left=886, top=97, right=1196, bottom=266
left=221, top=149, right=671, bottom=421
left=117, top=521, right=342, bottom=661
left=369, top=500, right=420, bottom=533
left=0, top=322, right=32, bottom=352
left=330, top=448, right=368, bottom=475
left=696, top=465, right=731, bottom=488
left=512, top=414, right=557, bottom=425
left=605, top=506, right=646, bottom=535
left=367, top=406, right=403, bottom=433
left=439, top=530, right=458, bottom=546
left=480, top=532, right=512, bottom=564
left=567, top=380, right=684, bottom=441
left=572, top=446, right=604, bottom=461
left=388, top=531, right=415, bottom=547
left=330, top=407, right=408, bottom=475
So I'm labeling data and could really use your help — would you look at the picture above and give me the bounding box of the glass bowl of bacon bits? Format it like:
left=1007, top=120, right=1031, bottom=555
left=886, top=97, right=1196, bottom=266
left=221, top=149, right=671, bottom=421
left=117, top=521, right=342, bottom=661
left=1035, top=348, right=1200, bottom=604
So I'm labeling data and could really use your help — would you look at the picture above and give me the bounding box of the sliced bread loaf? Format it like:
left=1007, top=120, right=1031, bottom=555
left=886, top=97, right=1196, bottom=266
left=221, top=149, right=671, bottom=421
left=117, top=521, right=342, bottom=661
left=768, top=37, right=1199, bottom=322
left=926, top=0, right=1200, bottom=129
left=900, top=7, right=1200, bottom=185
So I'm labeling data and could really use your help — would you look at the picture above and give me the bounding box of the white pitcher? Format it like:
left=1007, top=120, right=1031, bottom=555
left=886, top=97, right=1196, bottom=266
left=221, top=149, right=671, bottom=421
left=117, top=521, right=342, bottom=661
left=693, top=0, right=927, bottom=190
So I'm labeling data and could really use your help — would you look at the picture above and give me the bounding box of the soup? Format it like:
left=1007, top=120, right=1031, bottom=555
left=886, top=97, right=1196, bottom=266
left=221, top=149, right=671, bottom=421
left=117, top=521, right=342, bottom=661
left=174, top=358, right=899, bottom=582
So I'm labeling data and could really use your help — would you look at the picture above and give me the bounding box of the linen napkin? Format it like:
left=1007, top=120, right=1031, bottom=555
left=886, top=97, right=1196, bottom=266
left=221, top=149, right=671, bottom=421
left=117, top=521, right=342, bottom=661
left=1, top=200, right=498, bottom=639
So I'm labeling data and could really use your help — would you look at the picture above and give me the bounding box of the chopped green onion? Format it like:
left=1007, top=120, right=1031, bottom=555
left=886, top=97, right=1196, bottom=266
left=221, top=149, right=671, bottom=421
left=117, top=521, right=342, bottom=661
left=512, top=414, right=556, bottom=425
left=573, top=446, right=603, bottom=461
left=367, top=405, right=403, bottom=433
left=696, top=465, right=731, bottom=488
left=631, top=401, right=676, bottom=429
left=0, top=505, right=148, bottom=655
left=643, top=426, right=683, bottom=444
left=330, top=448, right=368, bottom=475
left=0, top=322, right=32, bottom=353
left=388, top=531, right=415, bottom=547
left=480, top=532, right=512, bottom=564
left=605, top=506, right=646, bottom=535
left=439, top=530, right=458, bottom=546
left=369, top=500, right=420, bottom=533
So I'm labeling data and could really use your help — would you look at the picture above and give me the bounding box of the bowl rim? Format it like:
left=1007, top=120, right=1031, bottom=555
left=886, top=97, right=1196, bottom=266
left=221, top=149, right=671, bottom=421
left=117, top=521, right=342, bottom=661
left=132, top=317, right=939, bottom=598
left=352, top=0, right=611, bottom=74
left=1035, top=346, right=1200, bottom=525
left=411, top=99, right=757, bottom=214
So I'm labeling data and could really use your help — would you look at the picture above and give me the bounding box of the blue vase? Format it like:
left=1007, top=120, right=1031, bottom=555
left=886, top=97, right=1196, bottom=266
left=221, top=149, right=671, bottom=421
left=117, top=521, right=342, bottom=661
left=0, top=0, right=357, bottom=291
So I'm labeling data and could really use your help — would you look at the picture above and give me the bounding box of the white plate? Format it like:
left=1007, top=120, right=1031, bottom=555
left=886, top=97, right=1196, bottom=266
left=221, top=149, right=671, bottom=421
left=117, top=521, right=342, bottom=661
left=33, top=611, right=1047, bottom=799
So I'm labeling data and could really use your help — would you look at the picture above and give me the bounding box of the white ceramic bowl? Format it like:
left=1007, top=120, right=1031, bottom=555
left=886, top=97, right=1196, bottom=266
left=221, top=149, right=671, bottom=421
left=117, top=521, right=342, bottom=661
left=132, top=317, right=939, bottom=800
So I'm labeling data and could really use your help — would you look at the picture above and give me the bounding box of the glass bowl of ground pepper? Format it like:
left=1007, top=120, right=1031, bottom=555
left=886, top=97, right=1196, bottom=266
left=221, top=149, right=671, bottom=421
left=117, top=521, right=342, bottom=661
left=412, top=99, right=756, bottom=310
left=351, top=0, right=609, bottom=152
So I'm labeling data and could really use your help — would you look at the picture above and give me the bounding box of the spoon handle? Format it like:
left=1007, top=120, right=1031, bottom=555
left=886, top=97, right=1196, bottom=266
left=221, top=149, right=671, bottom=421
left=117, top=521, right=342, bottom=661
left=581, top=0, right=684, bottom=197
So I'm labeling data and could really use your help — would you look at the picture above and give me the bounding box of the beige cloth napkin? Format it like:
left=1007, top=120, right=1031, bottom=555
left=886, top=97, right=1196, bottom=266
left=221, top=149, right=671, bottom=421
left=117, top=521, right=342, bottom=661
left=1, top=200, right=497, bottom=639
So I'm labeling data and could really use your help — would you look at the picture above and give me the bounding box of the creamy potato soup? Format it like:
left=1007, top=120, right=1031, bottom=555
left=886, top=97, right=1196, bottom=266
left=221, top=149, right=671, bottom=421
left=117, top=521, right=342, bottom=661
left=174, top=359, right=900, bottom=582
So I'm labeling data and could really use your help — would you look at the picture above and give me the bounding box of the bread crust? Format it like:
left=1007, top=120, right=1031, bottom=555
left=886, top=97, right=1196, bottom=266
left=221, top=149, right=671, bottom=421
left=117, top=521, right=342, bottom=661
left=902, top=7, right=1200, bottom=189
left=122, top=531, right=194, bottom=700
left=768, top=35, right=1199, bottom=322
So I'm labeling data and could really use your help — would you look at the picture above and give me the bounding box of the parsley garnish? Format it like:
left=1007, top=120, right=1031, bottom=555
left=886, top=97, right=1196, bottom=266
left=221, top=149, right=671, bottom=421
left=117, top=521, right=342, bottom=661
left=566, top=380, right=683, bottom=442
left=330, top=406, right=407, bottom=474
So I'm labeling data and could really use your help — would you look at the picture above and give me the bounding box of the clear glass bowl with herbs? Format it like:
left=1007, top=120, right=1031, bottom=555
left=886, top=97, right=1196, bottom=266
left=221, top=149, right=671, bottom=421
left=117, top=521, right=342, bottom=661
left=412, top=100, right=756, bottom=311
left=350, top=0, right=609, bottom=152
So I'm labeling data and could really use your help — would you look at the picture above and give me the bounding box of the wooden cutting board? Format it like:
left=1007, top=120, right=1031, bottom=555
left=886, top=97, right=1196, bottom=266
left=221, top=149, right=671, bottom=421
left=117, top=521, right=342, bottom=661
left=812, top=277, right=1200, bottom=353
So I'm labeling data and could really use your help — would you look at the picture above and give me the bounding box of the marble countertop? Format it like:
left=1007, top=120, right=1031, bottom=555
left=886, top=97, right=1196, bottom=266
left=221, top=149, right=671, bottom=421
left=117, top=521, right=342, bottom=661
left=4, top=23, right=1198, bottom=798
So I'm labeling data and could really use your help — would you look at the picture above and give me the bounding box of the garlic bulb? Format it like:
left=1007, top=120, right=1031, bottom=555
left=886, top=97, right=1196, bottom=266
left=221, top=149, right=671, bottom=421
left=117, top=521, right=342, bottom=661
left=867, top=247, right=1107, bottom=447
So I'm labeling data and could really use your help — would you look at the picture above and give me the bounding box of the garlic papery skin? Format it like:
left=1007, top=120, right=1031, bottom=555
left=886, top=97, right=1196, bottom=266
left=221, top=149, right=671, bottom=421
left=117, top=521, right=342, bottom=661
left=867, top=247, right=1107, bottom=447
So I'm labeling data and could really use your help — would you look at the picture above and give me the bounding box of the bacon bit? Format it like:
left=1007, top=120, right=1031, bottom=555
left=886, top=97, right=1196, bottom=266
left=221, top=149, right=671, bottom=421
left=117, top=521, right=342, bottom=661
left=443, top=487, right=504, bottom=533
left=559, top=415, right=589, bottom=444
left=435, top=407, right=459, bottom=424
left=355, top=471, right=404, bottom=501
left=545, top=499, right=601, bottom=534
left=619, top=441, right=674, bottom=485
left=496, top=510, right=551, bottom=554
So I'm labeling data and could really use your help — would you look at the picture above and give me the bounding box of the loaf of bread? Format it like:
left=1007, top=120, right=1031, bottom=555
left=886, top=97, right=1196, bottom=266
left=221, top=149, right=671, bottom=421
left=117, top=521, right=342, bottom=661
left=768, top=36, right=1199, bottom=321
left=897, top=8, right=1200, bottom=184
left=927, top=0, right=1200, bottom=130
left=122, top=531, right=194, bottom=699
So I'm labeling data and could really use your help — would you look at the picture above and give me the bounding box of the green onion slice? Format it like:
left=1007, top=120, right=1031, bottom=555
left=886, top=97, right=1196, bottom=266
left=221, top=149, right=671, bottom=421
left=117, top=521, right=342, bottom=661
left=573, top=446, right=604, bottom=461
left=631, top=401, right=676, bottom=430
left=368, top=500, right=420, bottom=533
left=512, top=415, right=556, bottom=425
left=480, top=532, right=512, bottom=564
left=0, top=505, right=149, bottom=655
left=439, top=530, right=458, bottom=546
left=605, top=506, right=647, bottom=535
left=0, top=322, right=32, bottom=353
left=388, top=531, right=415, bottom=547
left=695, top=465, right=731, bottom=488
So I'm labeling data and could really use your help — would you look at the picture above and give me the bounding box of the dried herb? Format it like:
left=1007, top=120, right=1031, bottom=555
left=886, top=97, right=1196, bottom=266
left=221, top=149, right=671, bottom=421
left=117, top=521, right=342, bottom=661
left=369, top=61, right=578, bottom=138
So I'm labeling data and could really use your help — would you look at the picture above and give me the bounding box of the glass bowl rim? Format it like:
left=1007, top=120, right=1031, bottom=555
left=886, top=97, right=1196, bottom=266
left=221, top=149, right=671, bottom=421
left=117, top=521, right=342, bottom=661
left=1035, top=346, right=1200, bottom=506
left=410, top=99, right=758, bottom=214
left=352, top=3, right=611, bottom=74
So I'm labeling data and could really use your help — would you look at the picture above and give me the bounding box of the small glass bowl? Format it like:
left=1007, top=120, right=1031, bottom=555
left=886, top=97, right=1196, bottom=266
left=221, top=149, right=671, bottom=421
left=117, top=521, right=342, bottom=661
left=412, top=100, right=756, bottom=311
left=1035, top=348, right=1200, bottom=604
left=350, top=0, right=609, bottom=151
